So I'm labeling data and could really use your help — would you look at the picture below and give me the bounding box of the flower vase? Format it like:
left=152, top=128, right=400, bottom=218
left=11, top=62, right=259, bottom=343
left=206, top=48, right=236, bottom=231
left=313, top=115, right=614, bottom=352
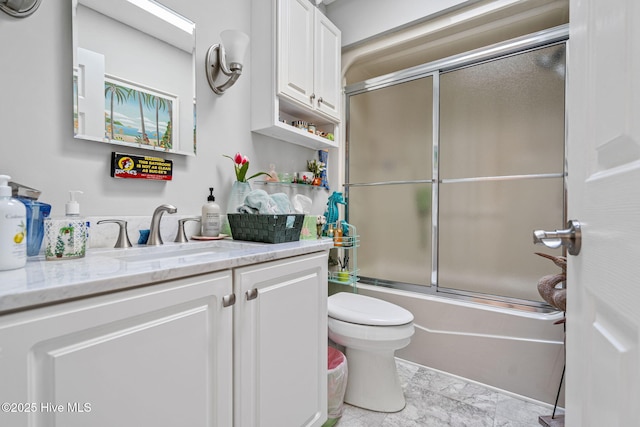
left=222, top=181, right=252, bottom=236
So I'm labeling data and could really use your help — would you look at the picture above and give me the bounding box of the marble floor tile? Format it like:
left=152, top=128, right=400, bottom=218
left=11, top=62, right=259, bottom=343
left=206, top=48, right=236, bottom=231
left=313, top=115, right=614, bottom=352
left=495, top=394, right=563, bottom=426
left=409, top=367, right=500, bottom=412
left=338, top=403, right=387, bottom=427
left=334, top=359, right=558, bottom=427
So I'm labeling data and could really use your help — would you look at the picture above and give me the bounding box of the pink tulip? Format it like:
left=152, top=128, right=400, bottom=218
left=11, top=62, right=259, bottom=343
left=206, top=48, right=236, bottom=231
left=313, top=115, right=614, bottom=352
left=223, top=152, right=268, bottom=182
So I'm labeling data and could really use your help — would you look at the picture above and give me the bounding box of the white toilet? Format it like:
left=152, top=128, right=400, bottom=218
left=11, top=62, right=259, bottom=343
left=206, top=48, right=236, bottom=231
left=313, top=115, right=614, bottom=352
left=327, top=292, right=414, bottom=412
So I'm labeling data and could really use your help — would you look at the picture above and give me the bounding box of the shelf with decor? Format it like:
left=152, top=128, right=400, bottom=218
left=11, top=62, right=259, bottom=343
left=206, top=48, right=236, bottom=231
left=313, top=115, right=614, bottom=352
left=251, top=0, right=341, bottom=151
left=254, top=181, right=327, bottom=191
left=328, top=222, right=359, bottom=286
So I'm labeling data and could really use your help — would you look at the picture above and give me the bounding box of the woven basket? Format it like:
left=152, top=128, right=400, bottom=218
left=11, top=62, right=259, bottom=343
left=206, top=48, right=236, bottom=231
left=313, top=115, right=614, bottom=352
left=227, top=214, right=305, bottom=243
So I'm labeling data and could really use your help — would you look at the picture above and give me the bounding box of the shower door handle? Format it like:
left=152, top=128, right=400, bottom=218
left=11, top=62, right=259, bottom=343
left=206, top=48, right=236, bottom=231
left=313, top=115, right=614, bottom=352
left=533, top=220, right=581, bottom=255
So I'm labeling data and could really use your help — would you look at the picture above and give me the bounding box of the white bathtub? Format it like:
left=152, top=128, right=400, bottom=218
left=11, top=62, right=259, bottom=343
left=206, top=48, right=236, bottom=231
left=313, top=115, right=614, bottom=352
left=329, top=283, right=565, bottom=406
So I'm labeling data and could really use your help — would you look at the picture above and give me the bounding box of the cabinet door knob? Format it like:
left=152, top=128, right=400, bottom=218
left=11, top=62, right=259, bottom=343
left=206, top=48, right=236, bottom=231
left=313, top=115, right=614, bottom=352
left=246, top=288, right=259, bottom=301
left=317, top=97, right=324, bottom=104
left=310, top=93, right=316, bottom=102
left=222, top=293, right=236, bottom=307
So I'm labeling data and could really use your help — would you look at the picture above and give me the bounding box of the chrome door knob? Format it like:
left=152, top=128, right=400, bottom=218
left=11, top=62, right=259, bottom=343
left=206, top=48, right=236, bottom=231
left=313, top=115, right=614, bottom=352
left=533, top=219, right=581, bottom=255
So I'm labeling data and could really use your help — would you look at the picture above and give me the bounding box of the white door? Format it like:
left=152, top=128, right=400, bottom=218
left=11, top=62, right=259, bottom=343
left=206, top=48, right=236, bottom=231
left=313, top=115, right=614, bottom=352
left=277, top=0, right=315, bottom=107
left=233, top=253, right=328, bottom=427
left=0, top=272, right=233, bottom=427
left=314, top=9, right=341, bottom=120
left=566, top=0, right=640, bottom=425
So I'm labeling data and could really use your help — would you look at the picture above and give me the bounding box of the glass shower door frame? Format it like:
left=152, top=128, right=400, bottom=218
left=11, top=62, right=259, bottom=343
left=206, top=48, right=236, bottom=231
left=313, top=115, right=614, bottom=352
left=344, top=25, right=569, bottom=312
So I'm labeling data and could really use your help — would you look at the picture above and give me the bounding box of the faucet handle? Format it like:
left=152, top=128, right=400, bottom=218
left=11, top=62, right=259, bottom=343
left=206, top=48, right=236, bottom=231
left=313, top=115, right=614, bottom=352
left=97, top=219, right=133, bottom=248
left=174, top=217, right=201, bottom=243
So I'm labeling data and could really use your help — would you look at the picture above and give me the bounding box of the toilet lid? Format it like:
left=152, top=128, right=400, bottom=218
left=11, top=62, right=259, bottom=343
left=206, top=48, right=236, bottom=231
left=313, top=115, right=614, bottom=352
left=328, top=292, right=414, bottom=326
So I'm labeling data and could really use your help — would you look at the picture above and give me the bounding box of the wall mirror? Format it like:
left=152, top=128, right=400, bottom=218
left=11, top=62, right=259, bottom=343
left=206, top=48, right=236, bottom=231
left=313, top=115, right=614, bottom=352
left=72, top=0, right=196, bottom=156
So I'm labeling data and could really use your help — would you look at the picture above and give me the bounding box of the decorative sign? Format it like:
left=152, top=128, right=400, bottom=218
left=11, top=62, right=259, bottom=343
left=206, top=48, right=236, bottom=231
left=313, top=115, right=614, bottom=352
left=110, top=152, right=173, bottom=181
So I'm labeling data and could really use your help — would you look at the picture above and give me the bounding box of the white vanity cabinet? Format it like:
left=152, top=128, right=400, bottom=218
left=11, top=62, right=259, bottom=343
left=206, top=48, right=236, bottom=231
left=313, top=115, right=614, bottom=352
left=251, top=0, right=341, bottom=150
left=0, top=271, right=234, bottom=427
left=0, top=249, right=330, bottom=427
left=233, top=252, right=328, bottom=427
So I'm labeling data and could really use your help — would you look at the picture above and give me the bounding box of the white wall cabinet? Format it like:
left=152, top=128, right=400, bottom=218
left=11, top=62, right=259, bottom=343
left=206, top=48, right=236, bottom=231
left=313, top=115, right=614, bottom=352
left=233, top=252, right=328, bottom=427
left=0, top=271, right=234, bottom=427
left=277, top=0, right=341, bottom=121
left=251, top=0, right=341, bottom=150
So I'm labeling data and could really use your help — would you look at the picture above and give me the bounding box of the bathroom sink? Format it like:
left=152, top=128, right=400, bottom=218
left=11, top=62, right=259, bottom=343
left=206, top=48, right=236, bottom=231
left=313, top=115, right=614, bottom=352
left=112, top=246, right=230, bottom=263
left=99, top=240, right=260, bottom=264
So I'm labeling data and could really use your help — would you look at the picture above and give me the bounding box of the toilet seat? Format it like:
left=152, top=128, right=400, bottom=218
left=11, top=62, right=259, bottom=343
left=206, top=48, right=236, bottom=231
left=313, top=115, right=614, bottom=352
left=328, top=292, right=414, bottom=326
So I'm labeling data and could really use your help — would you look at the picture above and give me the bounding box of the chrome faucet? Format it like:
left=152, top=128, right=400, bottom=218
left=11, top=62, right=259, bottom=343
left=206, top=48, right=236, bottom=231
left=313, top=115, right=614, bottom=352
left=148, top=204, right=177, bottom=245
left=97, top=219, right=133, bottom=248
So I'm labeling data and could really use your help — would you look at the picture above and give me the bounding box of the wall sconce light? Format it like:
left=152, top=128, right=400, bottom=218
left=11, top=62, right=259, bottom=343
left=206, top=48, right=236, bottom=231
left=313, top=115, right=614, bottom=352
left=0, top=0, right=42, bottom=18
left=206, top=29, right=250, bottom=95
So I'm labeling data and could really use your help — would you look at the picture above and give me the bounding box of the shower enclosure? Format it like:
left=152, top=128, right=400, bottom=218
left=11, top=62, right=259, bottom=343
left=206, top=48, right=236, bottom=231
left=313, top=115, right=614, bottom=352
left=345, top=26, right=568, bottom=310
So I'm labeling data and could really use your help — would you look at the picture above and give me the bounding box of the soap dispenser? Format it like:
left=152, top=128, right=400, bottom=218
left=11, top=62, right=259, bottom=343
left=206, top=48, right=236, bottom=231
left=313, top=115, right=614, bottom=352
left=0, top=174, right=27, bottom=271
left=201, top=187, right=221, bottom=237
left=44, top=191, right=87, bottom=260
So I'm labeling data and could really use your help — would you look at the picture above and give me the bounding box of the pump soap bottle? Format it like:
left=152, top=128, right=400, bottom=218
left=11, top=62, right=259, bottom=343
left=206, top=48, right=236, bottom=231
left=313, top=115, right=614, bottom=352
left=201, top=187, right=221, bottom=237
left=0, top=175, right=27, bottom=271
left=44, top=191, right=87, bottom=260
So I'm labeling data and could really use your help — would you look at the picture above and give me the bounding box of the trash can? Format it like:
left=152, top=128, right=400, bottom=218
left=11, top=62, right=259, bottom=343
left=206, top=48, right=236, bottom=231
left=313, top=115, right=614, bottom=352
left=323, top=346, right=348, bottom=427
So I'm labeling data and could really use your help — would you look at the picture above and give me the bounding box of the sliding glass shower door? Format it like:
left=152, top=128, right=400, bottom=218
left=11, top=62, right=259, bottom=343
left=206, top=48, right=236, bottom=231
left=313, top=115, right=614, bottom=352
left=348, top=77, right=433, bottom=286
left=346, top=30, right=566, bottom=306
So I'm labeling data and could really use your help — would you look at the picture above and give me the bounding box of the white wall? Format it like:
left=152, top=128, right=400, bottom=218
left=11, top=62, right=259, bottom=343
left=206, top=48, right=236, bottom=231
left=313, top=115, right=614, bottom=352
left=0, top=0, right=329, bottom=220
left=325, top=0, right=471, bottom=47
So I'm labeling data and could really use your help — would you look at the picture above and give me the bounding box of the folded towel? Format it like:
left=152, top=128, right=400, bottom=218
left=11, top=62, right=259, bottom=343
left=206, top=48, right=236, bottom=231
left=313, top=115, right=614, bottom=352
left=271, top=193, right=294, bottom=214
left=240, top=190, right=296, bottom=227
left=237, top=205, right=259, bottom=214
left=242, top=189, right=279, bottom=214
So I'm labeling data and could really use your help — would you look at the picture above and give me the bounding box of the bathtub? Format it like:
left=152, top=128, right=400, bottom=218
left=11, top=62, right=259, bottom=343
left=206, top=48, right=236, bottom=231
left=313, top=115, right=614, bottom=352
left=329, top=282, right=565, bottom=406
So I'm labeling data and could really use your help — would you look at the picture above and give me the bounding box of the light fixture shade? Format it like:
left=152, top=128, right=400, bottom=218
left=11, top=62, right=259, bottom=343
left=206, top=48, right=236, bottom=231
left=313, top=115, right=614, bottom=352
left=220, top=29, right=249, bottom=65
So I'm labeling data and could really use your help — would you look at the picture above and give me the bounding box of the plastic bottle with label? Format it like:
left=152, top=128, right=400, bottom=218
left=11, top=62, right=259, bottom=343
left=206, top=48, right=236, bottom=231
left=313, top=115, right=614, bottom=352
left=44, top=191, right=87, bottom=260
left=201, top=187, right=221, bottom=237
left=0, top=175, right=27, bottom=270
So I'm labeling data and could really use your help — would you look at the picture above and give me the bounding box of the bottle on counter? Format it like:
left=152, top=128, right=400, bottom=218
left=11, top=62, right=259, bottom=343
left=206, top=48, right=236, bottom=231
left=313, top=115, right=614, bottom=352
left=0, top=174, right=27, bottom=271
left=44, top=191, right=87, bottom=260
left=201, top=187, right=221, bottom=237
left=334, top=226, right=343, bottom=247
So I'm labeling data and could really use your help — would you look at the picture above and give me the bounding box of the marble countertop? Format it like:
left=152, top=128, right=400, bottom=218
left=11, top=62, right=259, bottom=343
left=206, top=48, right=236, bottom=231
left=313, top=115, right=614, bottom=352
left=0, top=238, right=333, bottom=315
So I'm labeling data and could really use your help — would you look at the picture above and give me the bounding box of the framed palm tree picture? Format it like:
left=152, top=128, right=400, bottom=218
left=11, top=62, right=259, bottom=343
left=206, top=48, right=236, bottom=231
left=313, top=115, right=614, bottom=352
left=104, top=75, right=178, bottom=153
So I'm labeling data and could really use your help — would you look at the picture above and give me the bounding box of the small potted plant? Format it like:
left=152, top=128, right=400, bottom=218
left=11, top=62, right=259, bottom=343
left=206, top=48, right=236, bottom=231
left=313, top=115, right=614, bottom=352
left=307, top=159, right=325, bottom=186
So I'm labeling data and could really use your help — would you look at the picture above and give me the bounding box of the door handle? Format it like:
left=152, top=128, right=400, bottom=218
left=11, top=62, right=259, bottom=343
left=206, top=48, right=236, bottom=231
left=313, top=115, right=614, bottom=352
left=246, top=288, right=258, bottom=301
left=533, top=219, right=581, bottom=255
left=222, top=293, right=236, bottom=308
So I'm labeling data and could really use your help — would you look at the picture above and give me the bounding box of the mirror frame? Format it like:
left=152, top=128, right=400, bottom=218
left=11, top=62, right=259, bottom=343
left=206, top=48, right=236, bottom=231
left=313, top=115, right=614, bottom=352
left=72, top=0, right=196, bottom=156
